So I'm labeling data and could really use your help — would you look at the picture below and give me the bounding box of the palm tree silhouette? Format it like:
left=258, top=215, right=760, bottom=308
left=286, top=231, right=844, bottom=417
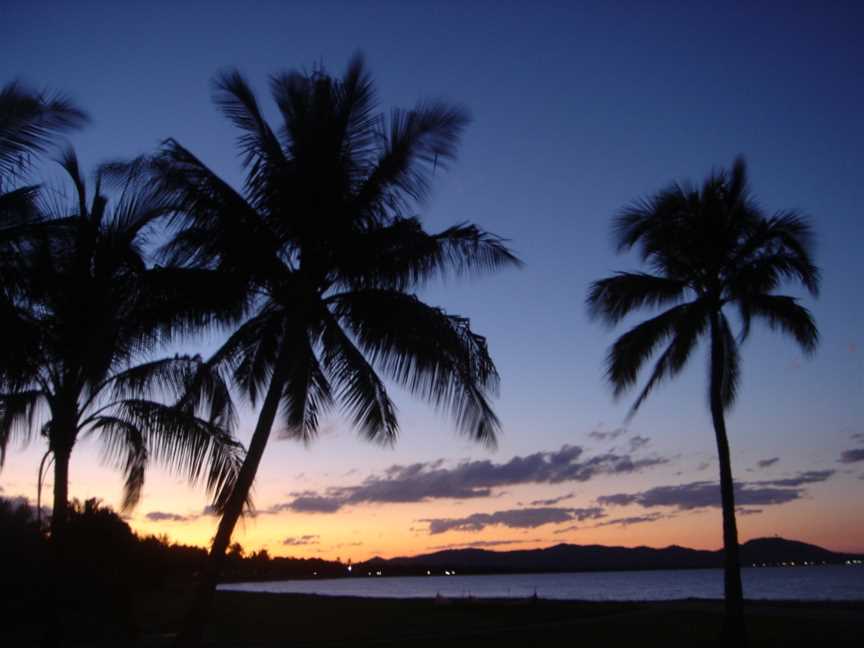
left=0, top=150, right=245, bottom=548
left=153, top=55, right=520, bottom=646
left=587, top=157, right=819, bottom=643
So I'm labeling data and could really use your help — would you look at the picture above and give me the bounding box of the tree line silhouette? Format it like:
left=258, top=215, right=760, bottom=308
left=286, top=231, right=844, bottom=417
left=0, top=54, right=819, bottom=648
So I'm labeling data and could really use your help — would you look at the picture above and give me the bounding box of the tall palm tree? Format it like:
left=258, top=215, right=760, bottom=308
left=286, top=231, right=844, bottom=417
left=0, top=150, right=245, bottom=548
left=153, top=55, right=520, bottom=646
left=587, top=157, right=819, bottom=643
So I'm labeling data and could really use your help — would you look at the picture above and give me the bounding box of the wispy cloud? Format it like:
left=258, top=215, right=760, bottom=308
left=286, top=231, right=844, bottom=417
left=736, top=508, right=763, bottom=516
left=266, top=445, right=667, bottom=514
left=145, top=511, right=192, bottom=522
left=429, top=539, right=543, bottom=550
left=628, top=436, right=650, bottom=452
left=283, top=534, right=320, bottom=546
left=598, top=470, right=834, bottom=511
left=839, top=449, right=864, bottom=464
left=593, top=512, right=668, bottom=527
left=588, top=426, right=627, bottom=441
left=754, top=470, right=835, bottom=487
left=756, top=457, right=780, bottom=469
left=421, top=506, right=606, bottom=534
left=528, top=492, right=576, bottom=506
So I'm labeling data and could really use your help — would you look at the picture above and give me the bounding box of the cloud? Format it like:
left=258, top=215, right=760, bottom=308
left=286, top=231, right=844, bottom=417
left=145, top=511, right=192, bottom=522
left=268, top=445, right=668, bottom=514
left=756, top=457, right=780, bottom=469
left=282, top=534, right=320, bottom=546
left=839, top=449, right=864, bottom=464
left=553, top=525, right=580, bottom=534
left=753, top=470, right=834, bottom=487
left=421, top=506, right=606, bottom=535
left=696, top=461, right=712, bottom=471
left=593, top=513, right=668, bottom=527
left=736, top=508, right=763, bottom=516
left=597, top=471, right=834, bottom=511
left=430, top=539, right=542, bottom=550
left=628, top=436, right=650, bottom=452
left=528, top=492, right=576, bottom=506
left=589, top=427, right=626, bottom=441
left=279, top=495, right=343, bottom=514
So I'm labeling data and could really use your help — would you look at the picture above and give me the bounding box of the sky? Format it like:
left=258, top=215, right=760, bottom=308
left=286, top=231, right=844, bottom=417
left=1, top=1, right=862, bottom=560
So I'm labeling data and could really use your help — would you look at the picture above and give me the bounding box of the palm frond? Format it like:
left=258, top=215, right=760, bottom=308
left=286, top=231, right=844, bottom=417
left=93, top=399, right=245, bottom=512
left=319, top=308, right=398, bottom=443
left=330, top=289, right=500, bottom=445
left=730, top=210, right=820, bottom=296
left=279, top=328, right=333, bottom=441
left=624, top=300, right=710, bottom=415
left=216, top=305, right=287, bottom=407
left=0, top=81, right=88, bottom=179
left=606, top=300, right=705, bottom=397
left=337, top=218, right=520, bottom=290
left=91, top=355, right=239, bottom=436
left=737, top=293, right=818, bottom=353
left=134, top=266, right=251, bottom=343
left=155, top=139, right=281, bottom=277
left=716, top=313, right=740, bottom=409
left=354, top=101, right=470, bottom=216
left=55, top=146, right=88, bottom=219
left=212, top=69, right=286, bottom=202
left=89, top=414, right=147, bottom=511
left=588, top=272, right=689, bottom=324
left=0, top=390, right=46, bottom=466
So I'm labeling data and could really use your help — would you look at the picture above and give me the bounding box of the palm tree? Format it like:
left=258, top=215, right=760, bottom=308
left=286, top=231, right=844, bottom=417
left=152, top=55, right=520, bottom=646
left=0, top=150, right=245, bottom=548
left=587, top=157, right=819, bottom=643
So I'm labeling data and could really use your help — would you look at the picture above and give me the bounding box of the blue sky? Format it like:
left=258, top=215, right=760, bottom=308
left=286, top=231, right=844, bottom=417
left=2, top=1, right=862, bottom=556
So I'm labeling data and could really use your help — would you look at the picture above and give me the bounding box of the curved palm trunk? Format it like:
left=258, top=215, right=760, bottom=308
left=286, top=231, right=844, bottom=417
left=175, top=349, right=291, bottom=648
left=709, top=314, right=747, bottom=645
left=36, top=449, right=52, bottom=528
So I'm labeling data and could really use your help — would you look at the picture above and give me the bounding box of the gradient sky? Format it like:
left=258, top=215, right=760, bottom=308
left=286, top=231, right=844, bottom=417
left=2, top=1, right=862, bottom=559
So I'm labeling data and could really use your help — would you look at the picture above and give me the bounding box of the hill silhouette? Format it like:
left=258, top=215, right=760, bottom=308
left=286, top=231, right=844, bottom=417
left=354, top=538, right=859, bottom=577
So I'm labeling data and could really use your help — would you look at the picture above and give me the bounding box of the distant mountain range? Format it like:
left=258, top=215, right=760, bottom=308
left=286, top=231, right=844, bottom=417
left=355, top=538, right=862, bottom=576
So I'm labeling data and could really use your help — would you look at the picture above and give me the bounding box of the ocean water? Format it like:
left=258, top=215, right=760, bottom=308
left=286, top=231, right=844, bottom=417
left=219, top=565, right=864, bottom=601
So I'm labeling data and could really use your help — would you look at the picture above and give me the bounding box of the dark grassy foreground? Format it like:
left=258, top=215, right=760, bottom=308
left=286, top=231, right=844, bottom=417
left=139, top=590, right=863, bottom=647
left=5, top=588, right=862, bottom=647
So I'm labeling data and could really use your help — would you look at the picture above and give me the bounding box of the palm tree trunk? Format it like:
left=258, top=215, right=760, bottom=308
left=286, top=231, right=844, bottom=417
left=175, top=349, right=291, bottom=648
left=44, top=438, right=73, bottom=648
left=50, top=445, right=71, bottom=542
left=709, top=313, right=747, bottom=645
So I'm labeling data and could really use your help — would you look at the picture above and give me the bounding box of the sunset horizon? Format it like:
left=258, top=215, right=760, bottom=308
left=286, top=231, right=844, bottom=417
left=2, top=2, right=862, bottom=645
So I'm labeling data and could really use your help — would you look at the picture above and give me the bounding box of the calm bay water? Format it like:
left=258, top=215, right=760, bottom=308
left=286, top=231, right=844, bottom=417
left=220, top=566, right=864, bottom=601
